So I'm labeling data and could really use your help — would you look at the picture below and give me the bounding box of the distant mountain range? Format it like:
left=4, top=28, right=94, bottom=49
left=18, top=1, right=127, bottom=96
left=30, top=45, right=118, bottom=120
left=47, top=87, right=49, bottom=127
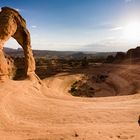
left=4, top=47, right=117, bottom=59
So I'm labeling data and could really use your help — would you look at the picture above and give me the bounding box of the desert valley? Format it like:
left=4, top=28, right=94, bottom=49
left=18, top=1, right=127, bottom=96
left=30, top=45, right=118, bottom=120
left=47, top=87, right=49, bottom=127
left=0, top=45, right=140, bottom=140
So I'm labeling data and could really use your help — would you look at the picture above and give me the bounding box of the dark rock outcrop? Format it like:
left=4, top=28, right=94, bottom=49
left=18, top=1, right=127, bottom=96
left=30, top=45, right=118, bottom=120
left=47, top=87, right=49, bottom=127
left=126, top=46, right=140, bottom=58
left=106, top=46, right=140, bottom=64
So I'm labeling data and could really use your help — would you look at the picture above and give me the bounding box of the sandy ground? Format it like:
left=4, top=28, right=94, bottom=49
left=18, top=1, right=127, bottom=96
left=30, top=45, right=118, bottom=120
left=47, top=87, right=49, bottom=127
left=0, top=64, right=140, bottom=140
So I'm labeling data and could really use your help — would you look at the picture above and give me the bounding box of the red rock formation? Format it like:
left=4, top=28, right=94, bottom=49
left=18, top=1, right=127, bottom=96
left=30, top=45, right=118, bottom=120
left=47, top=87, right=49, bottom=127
left=0, top=7, right=40, bottom=82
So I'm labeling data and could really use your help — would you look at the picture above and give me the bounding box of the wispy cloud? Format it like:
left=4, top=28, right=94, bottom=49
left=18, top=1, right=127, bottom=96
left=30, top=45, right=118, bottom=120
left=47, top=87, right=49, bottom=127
left=15, top=8, right=20, bottom=12
left=13, top=7, right=23, bottom=12
left=110, top=26, right=123, bottom=31
left=31, top=25, right=37, bottom=28
left=14, top=8, right=26, bottom=13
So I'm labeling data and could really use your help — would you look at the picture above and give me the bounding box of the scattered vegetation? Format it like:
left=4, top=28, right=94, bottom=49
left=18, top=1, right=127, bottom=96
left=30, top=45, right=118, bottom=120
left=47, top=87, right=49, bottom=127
left=6, top=52, right=116, bottom=81
left=69, top=80, right=95, bottom=97
left=69, top=73, right=109, bottom=97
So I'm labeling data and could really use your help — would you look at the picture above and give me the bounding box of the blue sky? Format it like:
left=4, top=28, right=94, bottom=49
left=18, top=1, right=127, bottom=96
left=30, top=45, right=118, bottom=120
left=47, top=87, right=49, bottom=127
left=1, top=0, right=140, bottom=52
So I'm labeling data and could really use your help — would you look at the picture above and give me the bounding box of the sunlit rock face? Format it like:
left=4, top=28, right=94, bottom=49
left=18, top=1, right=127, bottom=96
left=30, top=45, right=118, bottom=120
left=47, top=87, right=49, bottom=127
left=0, top=7, right=40, bottom=81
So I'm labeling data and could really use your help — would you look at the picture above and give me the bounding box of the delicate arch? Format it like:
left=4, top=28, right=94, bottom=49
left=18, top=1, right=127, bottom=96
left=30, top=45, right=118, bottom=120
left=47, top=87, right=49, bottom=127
left=0, top=7, right=40, bottom=82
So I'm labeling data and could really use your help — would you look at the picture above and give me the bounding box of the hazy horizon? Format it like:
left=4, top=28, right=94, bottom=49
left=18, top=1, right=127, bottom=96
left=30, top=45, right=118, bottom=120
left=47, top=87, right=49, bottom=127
left=1, top=0, right=140, bottom=52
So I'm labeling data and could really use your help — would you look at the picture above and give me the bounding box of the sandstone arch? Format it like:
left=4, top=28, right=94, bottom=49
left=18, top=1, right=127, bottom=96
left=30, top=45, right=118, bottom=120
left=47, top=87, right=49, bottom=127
left=0, top=7, right=40, bottom=82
